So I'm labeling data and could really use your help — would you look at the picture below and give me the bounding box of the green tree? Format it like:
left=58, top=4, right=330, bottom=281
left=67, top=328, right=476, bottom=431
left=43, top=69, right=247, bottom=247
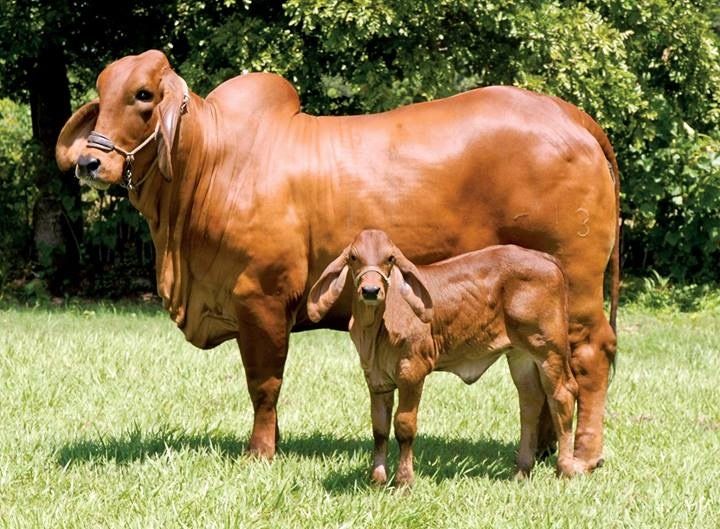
left=0, top=98, right=35, bottom=284
left=181, top=0, right=720, bottom=281
left=2, top=0, right=719, bottom=291
left=0, top=0, right=179, bottom=292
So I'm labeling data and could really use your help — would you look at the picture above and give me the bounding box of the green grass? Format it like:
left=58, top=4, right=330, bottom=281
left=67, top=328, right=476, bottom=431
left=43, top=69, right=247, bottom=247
left=0, top=301, right=719, bottom=528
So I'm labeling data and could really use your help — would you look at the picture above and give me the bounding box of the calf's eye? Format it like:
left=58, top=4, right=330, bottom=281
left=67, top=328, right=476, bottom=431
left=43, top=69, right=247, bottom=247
left=135, top=89, right=153, bottom=102
left=388, top=255, right=395, bottom=264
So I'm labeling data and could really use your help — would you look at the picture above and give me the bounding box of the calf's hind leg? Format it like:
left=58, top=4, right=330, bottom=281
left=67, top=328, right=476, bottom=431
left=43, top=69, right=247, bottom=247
left=535, top=342, right=585, bottom=477
left=507, top=351, right=545, bottom=478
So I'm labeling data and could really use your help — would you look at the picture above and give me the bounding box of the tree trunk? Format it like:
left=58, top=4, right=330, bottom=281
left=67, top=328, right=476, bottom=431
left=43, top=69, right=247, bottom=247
left=29, top=42, right=82, bottom=294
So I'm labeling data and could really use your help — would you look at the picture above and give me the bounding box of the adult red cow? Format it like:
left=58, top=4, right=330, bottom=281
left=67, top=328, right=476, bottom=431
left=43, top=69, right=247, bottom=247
left=56, top=50, right=619, bottom=471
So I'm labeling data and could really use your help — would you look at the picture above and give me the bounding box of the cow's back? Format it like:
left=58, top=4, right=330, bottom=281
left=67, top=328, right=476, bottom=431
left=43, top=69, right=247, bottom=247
left=286, top=87, right=615, bottom=330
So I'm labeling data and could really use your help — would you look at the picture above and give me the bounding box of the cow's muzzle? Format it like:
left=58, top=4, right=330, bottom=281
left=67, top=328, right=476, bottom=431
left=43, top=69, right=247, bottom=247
left=76, top=154, right=100, bottom=178
left=75, top=154, right=109, bottom=189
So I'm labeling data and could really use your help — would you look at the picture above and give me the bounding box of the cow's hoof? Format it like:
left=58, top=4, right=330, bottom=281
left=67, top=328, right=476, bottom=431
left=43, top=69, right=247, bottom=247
left=556, top=457, right=589, bottom=478
left=246, top=441, right=275, bottom=459
left=573, top=454, right=605, bottom=473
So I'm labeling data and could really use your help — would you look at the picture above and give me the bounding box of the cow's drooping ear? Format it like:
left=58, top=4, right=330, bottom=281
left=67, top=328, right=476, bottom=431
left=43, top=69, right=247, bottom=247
left=55, top=100, right=99, bottom=171
left=156, top=69, right=188, bottom=180
left=394, top=251, right=433, bottom=323
left=307, top=247, right=350, bottom=323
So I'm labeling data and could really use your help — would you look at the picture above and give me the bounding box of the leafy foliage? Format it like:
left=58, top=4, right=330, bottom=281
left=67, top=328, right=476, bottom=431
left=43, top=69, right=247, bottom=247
left=178, top=0, right=720, bottom=281
left=0, top=98, right=35, bottom=283
left=1, top=0, right=719, bottom=294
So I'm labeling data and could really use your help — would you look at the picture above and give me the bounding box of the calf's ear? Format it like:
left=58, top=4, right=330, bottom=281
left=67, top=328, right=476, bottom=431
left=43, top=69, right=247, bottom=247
left=56, top=100, right=99, bottom=171
left=395, top=253, right=433, bottom=323
left=307, top=248, right=350, bottom=322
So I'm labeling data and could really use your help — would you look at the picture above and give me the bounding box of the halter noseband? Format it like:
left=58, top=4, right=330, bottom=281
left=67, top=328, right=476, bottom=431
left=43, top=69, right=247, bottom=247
left=86, top=122, right=161, bottom=190
left=353, top=266, right=392, bottom=287
left=85, top=80, right=190, bottom=191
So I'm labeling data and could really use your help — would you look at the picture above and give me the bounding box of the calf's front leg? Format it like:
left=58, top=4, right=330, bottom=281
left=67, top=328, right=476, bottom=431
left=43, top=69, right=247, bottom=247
left=394, top=380, right=424, bottom=487
left=369, top=389, right=394, bottom=485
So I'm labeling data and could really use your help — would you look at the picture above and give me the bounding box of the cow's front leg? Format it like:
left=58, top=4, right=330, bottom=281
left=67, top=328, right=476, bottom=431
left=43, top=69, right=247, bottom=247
left=369, top=388, right=395, bottom=485
left=394, top=381, right=424, bottom=487
left=236, top=300, right=290, bottom=458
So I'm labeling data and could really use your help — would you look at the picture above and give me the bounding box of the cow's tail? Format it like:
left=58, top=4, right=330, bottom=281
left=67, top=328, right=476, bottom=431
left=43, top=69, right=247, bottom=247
left=582, top=114, right=620, bottom=336
left=553, top=98, right=621, bottom=336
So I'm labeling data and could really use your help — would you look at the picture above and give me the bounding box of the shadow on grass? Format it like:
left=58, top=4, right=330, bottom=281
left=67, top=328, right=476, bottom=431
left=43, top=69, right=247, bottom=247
left=281, top=433, right=520, bottom=492
left=55, top=425, right=247, bottom=467
left=56, top=426, right=524, bottom=491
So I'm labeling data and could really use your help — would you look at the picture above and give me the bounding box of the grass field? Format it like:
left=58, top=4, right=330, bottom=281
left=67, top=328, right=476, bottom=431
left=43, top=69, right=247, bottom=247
left=0, top=299, right=718, bottom=528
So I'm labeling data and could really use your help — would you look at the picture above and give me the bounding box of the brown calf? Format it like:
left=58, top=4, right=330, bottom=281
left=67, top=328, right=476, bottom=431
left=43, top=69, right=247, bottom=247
left=308, top=229, right=584, bottom=486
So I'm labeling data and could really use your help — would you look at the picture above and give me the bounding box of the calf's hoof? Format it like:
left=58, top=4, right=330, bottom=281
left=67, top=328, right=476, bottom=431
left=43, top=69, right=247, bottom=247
left=371, top=465, right=388, bottom=486
left=394, top=467, right=415, bottom=488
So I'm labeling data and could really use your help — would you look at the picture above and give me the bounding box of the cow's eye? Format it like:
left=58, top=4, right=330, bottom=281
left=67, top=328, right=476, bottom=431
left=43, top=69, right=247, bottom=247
left=349, top=254, right=357, bottom=262
left=388, top=255, right=395, bottom=264
left=135, top=89, right=153, bottom=102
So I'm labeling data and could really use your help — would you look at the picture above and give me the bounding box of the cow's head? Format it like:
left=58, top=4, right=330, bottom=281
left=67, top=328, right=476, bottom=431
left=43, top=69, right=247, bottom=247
left=56, top=49, right=188, bottom=190
left=307, top=229, right=433, bottom=325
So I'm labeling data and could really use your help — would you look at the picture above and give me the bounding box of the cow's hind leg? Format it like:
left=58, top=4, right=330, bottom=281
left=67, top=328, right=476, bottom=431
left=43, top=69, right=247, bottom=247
left=507, top=350, right=545, bottom=478
left=570, top=316, right=616, bottom=471
left=236, top=300, right=290, bottom=458
left=369, top=389, right=394, bottom=485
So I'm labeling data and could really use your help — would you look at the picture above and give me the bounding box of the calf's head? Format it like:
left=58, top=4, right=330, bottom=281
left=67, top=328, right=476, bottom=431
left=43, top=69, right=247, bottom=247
left=307, top=230, right=433, bottom=325
left=55, top=49, right=188, bottom=190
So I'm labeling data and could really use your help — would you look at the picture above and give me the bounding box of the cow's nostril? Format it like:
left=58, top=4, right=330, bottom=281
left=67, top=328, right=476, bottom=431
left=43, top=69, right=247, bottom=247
left=77, top=154, right=101, bottom=173
left=361, top=286, right=381, bottom=300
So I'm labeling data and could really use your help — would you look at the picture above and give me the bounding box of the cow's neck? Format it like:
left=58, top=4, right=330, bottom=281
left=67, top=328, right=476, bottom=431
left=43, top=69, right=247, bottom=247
left=128, top=94, right=229, bottom=328
left=126, top=77, right=303, bottom=341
